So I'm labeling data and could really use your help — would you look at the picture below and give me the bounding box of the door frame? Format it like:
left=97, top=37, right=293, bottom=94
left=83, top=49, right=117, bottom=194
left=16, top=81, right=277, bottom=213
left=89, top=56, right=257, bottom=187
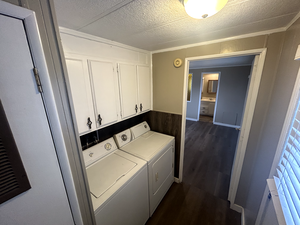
left=212, top=72, right=221, bottom=125
left=0, top=2, right=94, bottom=225
left=179, top=48, right=267, bottom=209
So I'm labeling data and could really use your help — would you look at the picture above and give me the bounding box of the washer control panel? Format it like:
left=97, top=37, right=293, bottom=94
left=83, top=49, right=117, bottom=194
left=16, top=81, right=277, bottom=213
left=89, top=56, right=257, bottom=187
left=83, top=137, right=117, bottom=167
left=113, top=129, right=132, bottom=148
left=104, top=143, right=112, bottom=150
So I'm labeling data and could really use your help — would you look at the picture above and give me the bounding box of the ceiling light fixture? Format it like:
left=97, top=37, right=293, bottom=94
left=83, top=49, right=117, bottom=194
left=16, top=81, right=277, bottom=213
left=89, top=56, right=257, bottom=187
left=180, top=0, right=228, bottom=19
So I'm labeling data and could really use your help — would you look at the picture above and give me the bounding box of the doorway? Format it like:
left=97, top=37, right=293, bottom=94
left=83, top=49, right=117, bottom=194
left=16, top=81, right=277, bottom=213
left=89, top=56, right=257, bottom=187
left=199, top=72, right=220, bottom=123
left=179, top=49, right=267, bottom=211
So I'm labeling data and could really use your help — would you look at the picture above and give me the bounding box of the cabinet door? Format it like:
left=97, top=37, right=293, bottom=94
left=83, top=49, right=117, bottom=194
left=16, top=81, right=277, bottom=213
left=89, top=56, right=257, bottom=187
left=65, top=58, right=95, bottom=135
left=137, top=66, right=151, bottom=112
left=118, top=64, right=138, bottom=119
left=89, top=60, right=119, bottom=128
left=208, top=102, right=215, bottom=116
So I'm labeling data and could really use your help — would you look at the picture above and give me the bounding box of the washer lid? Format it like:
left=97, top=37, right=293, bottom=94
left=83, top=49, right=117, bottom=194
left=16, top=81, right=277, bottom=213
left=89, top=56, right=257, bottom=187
left=86, top=153, right=137, bottom=198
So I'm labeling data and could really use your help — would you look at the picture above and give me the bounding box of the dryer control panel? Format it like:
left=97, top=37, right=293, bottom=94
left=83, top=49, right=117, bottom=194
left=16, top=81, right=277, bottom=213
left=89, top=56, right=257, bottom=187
left=131, top=121, right=150, bottom=139
left=114, top=129, right=132, bottom=148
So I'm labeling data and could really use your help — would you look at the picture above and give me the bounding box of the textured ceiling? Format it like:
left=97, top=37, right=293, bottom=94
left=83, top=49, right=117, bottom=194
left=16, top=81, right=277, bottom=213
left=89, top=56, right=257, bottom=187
left=53, top=0, right=300, bottom=51
left=189, top=55, right=255, bottom=69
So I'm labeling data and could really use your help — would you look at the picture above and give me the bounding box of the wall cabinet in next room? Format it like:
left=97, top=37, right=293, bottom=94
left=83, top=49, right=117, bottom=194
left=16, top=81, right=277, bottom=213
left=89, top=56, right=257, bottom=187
left=118, top=64, right=151, bottom=119
left=66, top=56, right=119, bottom=135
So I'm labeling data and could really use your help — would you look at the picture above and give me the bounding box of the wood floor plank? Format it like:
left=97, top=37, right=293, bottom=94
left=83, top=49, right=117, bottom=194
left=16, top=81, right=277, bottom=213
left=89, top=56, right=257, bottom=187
left=146, top=119, right=241, bottom=225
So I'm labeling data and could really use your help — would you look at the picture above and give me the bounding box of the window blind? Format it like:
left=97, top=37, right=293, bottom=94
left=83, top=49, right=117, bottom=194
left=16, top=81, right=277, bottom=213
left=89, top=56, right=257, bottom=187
left=275, top=97, right=300, bottom=225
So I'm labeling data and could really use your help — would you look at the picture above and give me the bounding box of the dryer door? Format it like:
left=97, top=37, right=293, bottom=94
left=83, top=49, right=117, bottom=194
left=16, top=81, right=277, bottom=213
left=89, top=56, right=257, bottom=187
left=152, top=145, right=173, bottom=194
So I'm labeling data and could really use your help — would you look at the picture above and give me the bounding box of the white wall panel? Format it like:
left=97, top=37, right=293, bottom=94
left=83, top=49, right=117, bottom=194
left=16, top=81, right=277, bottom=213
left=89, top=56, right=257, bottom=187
left=60, top=30, right=150, bottom=66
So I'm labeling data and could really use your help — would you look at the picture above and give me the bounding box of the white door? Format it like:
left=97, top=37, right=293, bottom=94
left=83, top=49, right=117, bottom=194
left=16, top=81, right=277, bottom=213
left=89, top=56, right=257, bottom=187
left=65, top=57, right=95, bottom=135
left=137, top=66, right=151, bottom=112
left=118, top=64, right=138, bottom=119
left=0, top=14, right=73, bottom=225
left=89, top=60, right=119, bottom=127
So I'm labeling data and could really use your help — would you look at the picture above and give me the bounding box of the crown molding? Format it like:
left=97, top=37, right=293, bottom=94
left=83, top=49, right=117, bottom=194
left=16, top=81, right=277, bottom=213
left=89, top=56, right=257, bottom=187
left=151, top=27, right=285, bottom=54
left=59, top=27, right=150, bottom=54
left=286, top=10, right=300, bottom=30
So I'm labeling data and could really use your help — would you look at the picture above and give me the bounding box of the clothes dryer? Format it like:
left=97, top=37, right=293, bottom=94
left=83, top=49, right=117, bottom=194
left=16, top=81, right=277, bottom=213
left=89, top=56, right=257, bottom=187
left=83, top=137, right=149, bottom=225
left=114, top=122, right=175, bottom=216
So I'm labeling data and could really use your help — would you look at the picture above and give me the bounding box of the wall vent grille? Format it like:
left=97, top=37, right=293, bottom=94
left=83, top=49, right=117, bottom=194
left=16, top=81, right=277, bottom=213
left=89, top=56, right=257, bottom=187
left=0, top=100, right=31, bottom=205
left=0, top=138, right=19, bottom=197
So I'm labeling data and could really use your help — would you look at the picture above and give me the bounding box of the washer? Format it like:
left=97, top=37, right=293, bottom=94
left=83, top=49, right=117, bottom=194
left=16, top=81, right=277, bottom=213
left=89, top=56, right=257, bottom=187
left=83, top=137, right=149, bottom=225
left=114, top=122, right=175, bottom=216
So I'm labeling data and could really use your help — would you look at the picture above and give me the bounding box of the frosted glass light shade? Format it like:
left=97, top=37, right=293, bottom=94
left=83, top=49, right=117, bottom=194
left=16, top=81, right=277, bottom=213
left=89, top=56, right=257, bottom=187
left=183, top=0, right=228, bottom=19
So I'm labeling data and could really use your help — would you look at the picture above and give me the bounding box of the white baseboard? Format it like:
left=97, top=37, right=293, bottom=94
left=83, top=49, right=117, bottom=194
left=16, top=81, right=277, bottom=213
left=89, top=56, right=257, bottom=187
left=231, top=204, right=245, bottom=225
left=186, top=117, right=198, bottom=121
left=241, top=207, right=245, bottom=225
left=174, top=177, right=180, bottom=183
left=213, top=121, right=240, bottom=129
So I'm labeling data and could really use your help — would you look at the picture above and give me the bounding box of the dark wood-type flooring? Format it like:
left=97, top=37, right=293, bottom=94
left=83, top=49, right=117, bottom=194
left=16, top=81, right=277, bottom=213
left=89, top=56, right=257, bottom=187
left=146, top=119, right=241, bottom=225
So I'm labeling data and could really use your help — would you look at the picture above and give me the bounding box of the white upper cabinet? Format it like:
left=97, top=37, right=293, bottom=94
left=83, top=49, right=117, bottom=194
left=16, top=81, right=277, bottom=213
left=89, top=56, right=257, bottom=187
left=65, top=58, right=95, bottom=135
left=137, top=66, right=151, bottom=112
left=61, top=29, right=152, bottom=135
left=118, top=63, right=138, bottom=119
left=65, top=58, right=152, bottom=135
left=89, top=60, right=119, bottom=128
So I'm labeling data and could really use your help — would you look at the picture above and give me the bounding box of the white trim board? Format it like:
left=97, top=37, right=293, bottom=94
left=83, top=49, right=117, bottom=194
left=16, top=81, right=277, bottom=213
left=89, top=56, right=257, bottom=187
left=174, top=177, right=180, bottom=183
left=286, top=10, right=300, bottom=30
left=213, top=122, right=240, bottom=129
left=196, top=73, right=204, bottom=122
left=179, top=49, right=267, bottom=212
left=186, top=117, right=198, bottom=121
left=60, top=27, right=150, bottom=54
left=211, top=72, right=221, bottom=124
left=152, top=109, right=182, bottom=115
left=190, top=63, right=254, bottom=70
left=231, top=204, right=245, bottom=225
left=151, top=28, right=285, bottom=54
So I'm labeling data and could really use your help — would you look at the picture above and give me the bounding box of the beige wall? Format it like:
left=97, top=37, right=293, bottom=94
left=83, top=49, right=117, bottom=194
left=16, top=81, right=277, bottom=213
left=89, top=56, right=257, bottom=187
left=237, top=19, right=300, bottom=225
left=152, top=31, right=291, bottom=224
left=153, top=35, right=266, bottom=114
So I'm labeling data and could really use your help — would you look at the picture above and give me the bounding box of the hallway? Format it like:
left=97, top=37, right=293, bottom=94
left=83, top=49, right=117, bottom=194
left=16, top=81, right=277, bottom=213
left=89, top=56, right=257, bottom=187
left=146, top=119, right=241, bottom=225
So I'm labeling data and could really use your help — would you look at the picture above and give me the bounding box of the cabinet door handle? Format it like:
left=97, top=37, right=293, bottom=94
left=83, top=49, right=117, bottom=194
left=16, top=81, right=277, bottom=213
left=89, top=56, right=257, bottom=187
left=135, top=104, right=138, bottom=113
left=87, top=117, right=92, bottom=129
left=140, top=103, right=143, bottom=112
left=98, top=114, right=102, bottom=125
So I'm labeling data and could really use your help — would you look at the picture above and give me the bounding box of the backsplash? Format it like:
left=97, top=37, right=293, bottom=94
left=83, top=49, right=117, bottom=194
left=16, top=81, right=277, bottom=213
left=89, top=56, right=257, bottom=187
left=80, top=110, right=182, bottom=178
left=80, top=112, right=150, bottom=150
